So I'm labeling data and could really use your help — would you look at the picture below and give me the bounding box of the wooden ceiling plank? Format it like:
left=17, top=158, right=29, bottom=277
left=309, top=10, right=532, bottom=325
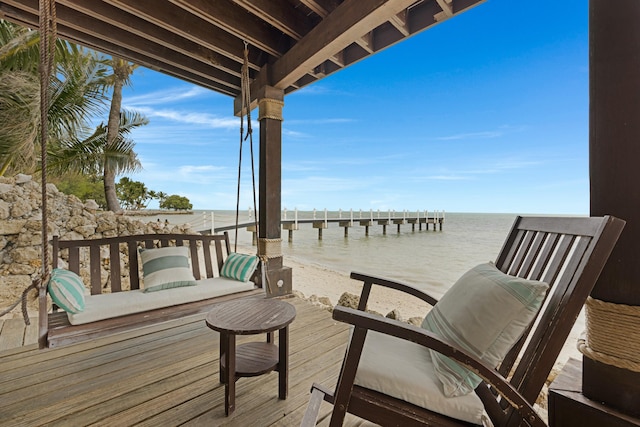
left=104, top=0, right=263, bottom=71
left=2, top=0, right=241, bottom=93
left=0, top=3, right=239, bottom=95
left=230, top=0, right=315, bottom=40
left=60, top=0, right=243, bottom=78
left=298, top=0, right=340, bottom=18
left=269, top=0, right=418, bottom=90
left=169, top=0, right=292, bottom=58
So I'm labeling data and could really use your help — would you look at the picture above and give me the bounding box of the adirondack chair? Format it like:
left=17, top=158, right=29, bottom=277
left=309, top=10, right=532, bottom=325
left=301, top=215, right=625, bottom=427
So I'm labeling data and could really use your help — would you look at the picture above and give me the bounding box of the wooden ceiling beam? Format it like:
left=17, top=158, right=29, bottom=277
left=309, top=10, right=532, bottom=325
left=298, top=0, right=340, bottom=18
left=389, top=10, right=410, bottom=36
left=268, top=0, right=419, bottom=90
left=2, top=0, right=241, bottom=94
left=59, top=0, right=244, bottom=78
left=103, top=0, right=263, bottom=71
left=230, top=0, right=316, bottom=40
left=435, top=0, right=453, bottom=21
left=169, top=0, right=292, bottom=58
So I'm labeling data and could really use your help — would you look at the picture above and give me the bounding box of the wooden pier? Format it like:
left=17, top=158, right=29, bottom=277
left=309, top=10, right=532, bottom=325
left=203, top=210, right=445, bottom=242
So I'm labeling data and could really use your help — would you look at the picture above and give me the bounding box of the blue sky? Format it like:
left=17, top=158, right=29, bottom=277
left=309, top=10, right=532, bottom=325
left=121, top=0, right=589, bottom=214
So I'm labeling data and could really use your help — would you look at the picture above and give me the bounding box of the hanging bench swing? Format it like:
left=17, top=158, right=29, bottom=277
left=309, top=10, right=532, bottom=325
left=22, top=2, right=265, bottom=349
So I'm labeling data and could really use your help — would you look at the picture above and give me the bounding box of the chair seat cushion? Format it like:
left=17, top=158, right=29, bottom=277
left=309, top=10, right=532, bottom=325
left=354, top=330, right=485, bottom=425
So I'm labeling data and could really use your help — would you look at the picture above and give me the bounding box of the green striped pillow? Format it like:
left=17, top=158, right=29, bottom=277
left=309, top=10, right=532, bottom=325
left=140, top=246, right=197, bottom=293
left=422, top=262, right=548, bottom=397
left=48, top=268, right=86, bottom=314
left=220, top=252, right=259, bottom=282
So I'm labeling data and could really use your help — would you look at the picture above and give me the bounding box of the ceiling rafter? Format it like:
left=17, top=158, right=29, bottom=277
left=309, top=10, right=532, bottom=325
left=230, top=0, right=316, bottom=40
left=2, top=0, right=242, bottom=93
left=0, top=0, right=487, bottom=99
left=434, top=0, right=453, bottom=21
left=389, top=10, right=410, bottom=36
left=103, top=0, right=262, bottom=71
left=169, top=0, right=291, bottom=58
left=58, top=0, right=244, bottom=78
left=268, top=0, right=419, bottom=91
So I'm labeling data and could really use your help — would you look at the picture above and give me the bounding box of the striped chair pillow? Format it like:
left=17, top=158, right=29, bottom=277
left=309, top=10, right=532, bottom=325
left=220, top=252, right=259, bottom=282
left=48, top=268, right=86, bottom=314
left=140, top=246, right=197, bottom=292
left=421, top=262, right=548, bottom=397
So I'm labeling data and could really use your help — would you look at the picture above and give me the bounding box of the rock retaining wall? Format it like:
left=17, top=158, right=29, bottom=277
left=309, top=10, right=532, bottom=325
left=0, top=175, right=195, bottom=317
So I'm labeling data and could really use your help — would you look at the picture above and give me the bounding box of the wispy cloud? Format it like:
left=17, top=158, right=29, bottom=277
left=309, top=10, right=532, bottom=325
left=124, top=86, right=213, bottom=106
left=435, top=130, right=505, bottom=141
left=425, top=175, right=473, bottom=180
left=286, top=118, right=355, bottom=125
left=134, top=107, right=240, bottom=129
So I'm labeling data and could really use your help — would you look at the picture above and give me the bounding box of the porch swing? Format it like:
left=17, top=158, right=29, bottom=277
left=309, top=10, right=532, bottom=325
left=28, top=1, right=264, bottom=348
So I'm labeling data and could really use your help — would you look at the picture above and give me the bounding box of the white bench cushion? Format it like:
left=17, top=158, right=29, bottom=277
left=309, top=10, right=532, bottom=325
left=67, top=277, right=256, bottom=325
left=354, top=330, right=485, bottom=425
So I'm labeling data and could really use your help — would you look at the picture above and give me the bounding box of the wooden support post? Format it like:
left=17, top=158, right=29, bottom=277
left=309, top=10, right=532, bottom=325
left=256, top=86, right=291, bottom=297
left=365, top=225, right=369, bottom=236
left=288, top=229, right=293, bottom=242
left=586, top=0, right=640, bottom=418
left=318, top=228, right=323, bottom=240
left=383, top=224, right=387, bottom=235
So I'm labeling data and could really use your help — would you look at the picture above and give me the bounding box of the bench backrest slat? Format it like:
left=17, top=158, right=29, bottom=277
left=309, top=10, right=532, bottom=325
left=52, top=232, right=233, bottom=294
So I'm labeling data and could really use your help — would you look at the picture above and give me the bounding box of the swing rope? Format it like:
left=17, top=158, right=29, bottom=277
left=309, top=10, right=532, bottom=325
left=234, top=41, right=259, bottom=252
left=1, top=0, right=58, bottom=324
left=234, top=42, right=276, bottom=294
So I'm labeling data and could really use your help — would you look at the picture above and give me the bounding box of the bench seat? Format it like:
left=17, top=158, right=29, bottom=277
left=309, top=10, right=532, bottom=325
left=68, top=277, right=256, bottom=325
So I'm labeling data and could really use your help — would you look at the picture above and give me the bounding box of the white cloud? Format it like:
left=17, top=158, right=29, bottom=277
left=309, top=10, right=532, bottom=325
left=134, top=107, right=239, bottom=129
left=124, top=86, right=213, bottom=106
left=435, top=130, right=504, bottom=141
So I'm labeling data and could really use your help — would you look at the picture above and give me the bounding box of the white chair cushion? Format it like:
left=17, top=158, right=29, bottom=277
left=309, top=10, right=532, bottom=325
left=354, top=330, right=485, bottom=425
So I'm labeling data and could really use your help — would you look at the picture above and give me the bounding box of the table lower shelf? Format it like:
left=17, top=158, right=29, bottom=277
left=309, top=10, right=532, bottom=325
left=221, top=342, right=279, bottom=378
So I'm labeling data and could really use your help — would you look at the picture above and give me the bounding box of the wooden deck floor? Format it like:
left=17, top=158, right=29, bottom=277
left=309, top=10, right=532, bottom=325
left=0, top=297, right=375, bottom=426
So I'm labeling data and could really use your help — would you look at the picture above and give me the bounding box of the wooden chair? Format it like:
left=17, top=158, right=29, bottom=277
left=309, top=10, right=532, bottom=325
left=301, top=215, right=625, bottom=427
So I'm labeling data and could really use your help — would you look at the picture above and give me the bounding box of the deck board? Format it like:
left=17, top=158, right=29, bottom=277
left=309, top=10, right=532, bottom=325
left=0, top=297, right=369, bottom=426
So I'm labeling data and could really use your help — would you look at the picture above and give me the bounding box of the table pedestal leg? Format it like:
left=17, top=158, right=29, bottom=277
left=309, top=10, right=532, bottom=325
left=279, top=326, right=289, bottom=399
left=223, top=333, right=236, bottom=415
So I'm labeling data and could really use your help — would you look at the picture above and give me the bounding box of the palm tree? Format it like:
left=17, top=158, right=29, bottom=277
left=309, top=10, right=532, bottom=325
left=47, top=110, right=148, bottom=182
left=0, top=20, right=108, bottom=176
left=103, top=57, right=137, bottom=212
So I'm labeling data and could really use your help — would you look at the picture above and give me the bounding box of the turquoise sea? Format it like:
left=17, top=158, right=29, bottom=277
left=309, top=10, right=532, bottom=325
left=141, top=210, right=518, bottom=298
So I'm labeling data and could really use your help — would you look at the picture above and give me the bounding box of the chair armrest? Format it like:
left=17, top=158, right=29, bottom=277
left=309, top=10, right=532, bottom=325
left=349, top=271, right=439, bottom=308
left=333, top=305, right=546, bottom=427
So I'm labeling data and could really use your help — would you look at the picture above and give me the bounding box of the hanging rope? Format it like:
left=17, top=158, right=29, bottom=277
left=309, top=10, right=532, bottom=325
left=233, top=42, right=274, bottom=293
left=0, top=1, right=55, bottom=324
left=234, top=41, right=259, bottom=252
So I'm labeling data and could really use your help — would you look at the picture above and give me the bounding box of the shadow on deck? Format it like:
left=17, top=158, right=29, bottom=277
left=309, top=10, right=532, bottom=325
left=0, top=297, right=371, bottom=426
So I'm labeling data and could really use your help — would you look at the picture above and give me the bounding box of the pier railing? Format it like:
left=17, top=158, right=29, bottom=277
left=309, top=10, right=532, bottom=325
left=195, top=209, right=445, bottom=241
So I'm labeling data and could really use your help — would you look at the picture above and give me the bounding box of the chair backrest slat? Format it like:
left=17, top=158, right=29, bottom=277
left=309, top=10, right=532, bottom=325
left=487, top=216, right=625, bottom=427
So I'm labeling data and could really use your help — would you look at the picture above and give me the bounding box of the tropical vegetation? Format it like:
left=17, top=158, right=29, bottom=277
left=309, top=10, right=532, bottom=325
left=0, top=20, right=192, bottom=212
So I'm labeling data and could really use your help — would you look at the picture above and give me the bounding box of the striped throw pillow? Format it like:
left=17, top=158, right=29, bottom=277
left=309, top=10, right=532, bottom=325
left=220, top=252, right=259, bottom=282
left=422, top=262, right=548, bottom=397
left=140, top=246, right=197, bottom=293
left=48, top=268, right=86, bottom=314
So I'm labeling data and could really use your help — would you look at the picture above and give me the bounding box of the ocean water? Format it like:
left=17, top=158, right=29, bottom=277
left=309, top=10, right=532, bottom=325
left=142, top=210, right=517, bottom=298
